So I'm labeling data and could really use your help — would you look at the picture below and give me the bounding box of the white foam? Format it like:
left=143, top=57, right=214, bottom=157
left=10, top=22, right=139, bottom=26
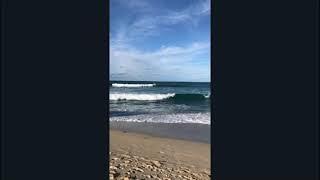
left=109, top=113, right=211, bottom=125
left=110, top=93, right=175, bottom=101
left=112, top=83, right=156, bottom=88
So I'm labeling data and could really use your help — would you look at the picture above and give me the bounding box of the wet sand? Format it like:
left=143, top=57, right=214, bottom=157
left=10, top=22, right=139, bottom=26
left=110, top=121, right=210, bottom=143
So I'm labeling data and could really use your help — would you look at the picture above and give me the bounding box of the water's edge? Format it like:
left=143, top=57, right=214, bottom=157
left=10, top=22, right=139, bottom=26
left=109, top=121, right=211, bottom=144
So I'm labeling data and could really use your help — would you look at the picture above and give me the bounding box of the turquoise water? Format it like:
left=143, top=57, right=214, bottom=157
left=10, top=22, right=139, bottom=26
left=109, top=81, right=211, bottom=124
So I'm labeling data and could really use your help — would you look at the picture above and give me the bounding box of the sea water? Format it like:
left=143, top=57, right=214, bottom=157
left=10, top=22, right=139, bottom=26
left=109, top=81, right=211, bottom=124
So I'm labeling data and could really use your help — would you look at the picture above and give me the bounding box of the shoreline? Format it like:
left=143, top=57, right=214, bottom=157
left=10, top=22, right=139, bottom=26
left=110, top=121, right=211, bottom=143
left=110, top=129, right=211, bottom=179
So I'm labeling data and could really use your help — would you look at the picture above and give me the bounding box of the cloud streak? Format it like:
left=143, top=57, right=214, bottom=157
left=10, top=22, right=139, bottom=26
left=112, top=0, right=210, bottom=43
left=110, top=0, right=211, bottom=82
left=110, top=42, right=210, bottom=81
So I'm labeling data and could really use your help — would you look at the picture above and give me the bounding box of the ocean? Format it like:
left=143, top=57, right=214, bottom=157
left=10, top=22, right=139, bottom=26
left=109, top=81, right=211, bottom=125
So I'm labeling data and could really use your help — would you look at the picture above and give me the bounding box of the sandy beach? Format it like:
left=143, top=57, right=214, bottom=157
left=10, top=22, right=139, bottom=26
left=109, top=129, right=211, bottom=180
left=109, top=82, right=211, bottom=179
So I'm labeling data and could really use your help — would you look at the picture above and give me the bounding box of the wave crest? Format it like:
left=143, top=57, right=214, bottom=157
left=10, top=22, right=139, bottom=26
left=110, top=93, right=175, bottom=101
left=112, top=83, right=156, bottom=88
left=110, top=93, right=210, bottom=102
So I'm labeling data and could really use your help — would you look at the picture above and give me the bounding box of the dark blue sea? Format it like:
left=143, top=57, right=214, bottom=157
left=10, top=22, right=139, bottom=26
left=110, top=81, right=210, bottom=124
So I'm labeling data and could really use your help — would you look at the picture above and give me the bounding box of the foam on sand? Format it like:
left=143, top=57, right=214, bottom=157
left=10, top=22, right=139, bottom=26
left=109, top=112, right=210, bottom=125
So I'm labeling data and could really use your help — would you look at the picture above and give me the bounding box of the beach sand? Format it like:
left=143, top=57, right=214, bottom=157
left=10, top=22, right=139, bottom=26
left=109, top=129, right=211, bottom=180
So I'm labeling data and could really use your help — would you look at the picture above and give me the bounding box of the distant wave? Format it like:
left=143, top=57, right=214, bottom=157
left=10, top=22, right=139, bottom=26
left=110, top=93, right=210, bottom=102
left=110, top=93, right=175, bottom=101
left=109, top=113, right=210, bottom=124
left=112, top=83, right=156, bottom=88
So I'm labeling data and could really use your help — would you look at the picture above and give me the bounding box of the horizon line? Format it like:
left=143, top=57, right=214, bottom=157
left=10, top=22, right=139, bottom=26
left=110, top=80, right=211, bottom=83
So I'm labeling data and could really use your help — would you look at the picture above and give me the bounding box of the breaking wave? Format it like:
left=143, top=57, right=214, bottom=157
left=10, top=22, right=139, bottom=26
left=110, top=93, right=210, bottom=102
left=110, top=93, right=175, bottom=101
left=112, top=83, right=156, bottom=88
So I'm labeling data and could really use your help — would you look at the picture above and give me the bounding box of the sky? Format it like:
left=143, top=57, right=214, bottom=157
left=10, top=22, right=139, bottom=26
left=110, top=0, right=210, bottom=82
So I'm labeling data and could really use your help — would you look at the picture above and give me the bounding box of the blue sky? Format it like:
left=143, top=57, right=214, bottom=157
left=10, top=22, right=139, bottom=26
left=110, top=0, right=210, bottom=82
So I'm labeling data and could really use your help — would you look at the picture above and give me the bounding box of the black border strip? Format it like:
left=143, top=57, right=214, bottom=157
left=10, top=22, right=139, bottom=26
left=315, top=0, right=319, bottom=177
left=211, top=0, right=217, bottom=178
left=106, top=0, right=110, bottom=179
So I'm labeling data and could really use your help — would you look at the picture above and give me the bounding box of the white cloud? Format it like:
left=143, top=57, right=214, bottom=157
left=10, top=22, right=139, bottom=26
left=110, top=42, right=210, bottom=81
left=110, top=0, right=211, bottom=82
left=111, top=0, right=210, bottom=43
